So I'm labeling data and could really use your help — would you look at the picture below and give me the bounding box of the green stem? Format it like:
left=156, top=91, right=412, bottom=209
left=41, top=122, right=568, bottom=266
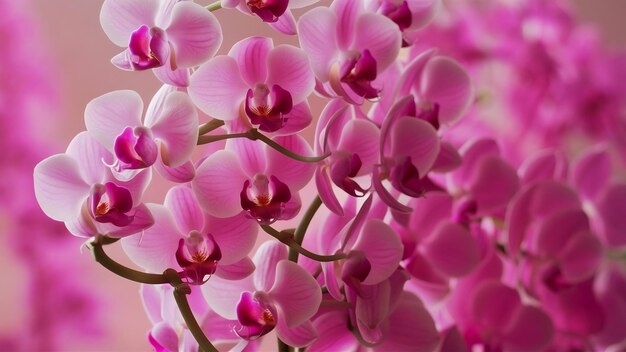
left=198, top=119, right=225, bottom=136
left=277, top=339, right=292, bottom=352
left=87, top=236, right=169, bottom=285
left=260, top=225, right=347, bottom=262
left=205, top=1, right=222, bottom=11
left=289, top=196, right=322, bottom=262
left=164, top=269, right=218, bottom=352
left=197, top=128, right=329, bottom=163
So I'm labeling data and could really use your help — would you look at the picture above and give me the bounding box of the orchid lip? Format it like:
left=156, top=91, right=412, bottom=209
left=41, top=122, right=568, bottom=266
left=88, top=182, right=134, bottom=227
left=235, top=291, right=278, bottom=340
left=246, top=0, right=289, bottom=22
left=381, top=0, right=413, bottom=31
left=340, top=50, right=379, bottom=99
left=244, top=84, right=293, bottom=133
left=330, top=152, right=368, bottom=197
left=175, top=231, right=222, bottom=285
left=113, top=126, right=158, bottom=171
left=240, top=174, right=292, bottom=224
left=128, top=24, right=169, bottom=70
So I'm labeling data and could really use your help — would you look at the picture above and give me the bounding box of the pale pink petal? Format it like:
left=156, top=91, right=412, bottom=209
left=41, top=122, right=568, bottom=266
left=215, top=257, right=255, bottom=280
left=140, top=284, right=162, bottom=324
left=503, top=306, right=554, bottom=352
left=379, top=95, right=415, bottom=157
left=144, top=84, right=177, bottom=127
left=253, top=241, right=288, bottom=292
left=419, top=56, right=473, bottom=125
left=188, top=56, right=247, bottom=120
left=353, top=12, right=401, bottom=72
left=315, top=98, right=350, bottom=154
left=330, top=0, right=362, bottom=50
left=468, top=155, right=520, bottom=215
left=266, top=135, right=315, bottom=190
left=165, top=1, right=222, bottom=68
left=121, top=205, right=179, bottom=273
left=596, top=183, right=626, bottom=247
left=353, top=220, right=403, bottom=285
left=315, top=167, right=343, bottom=216
left=559, top=231, right=603, bottom=283
left=100, top=0, right=158, bottom=46
left=269, top=261, right=322, bottom=327
left=192, top=150, right=247, bottom=218
left=394, top=49, right=437, bottom=97
left=337, top=119, right=380, bottom=176
left=65, top=212, right=98, bottom=238
left=422, top=220, right=480, bottom=277
left=154, top=159, right=195, bottom=183
left=297, top=7, right=338, bottom=82
left=267, top=45, right=314, bottom=103
left=276, top=320, right=318, bottom=348
left=150, top=92, right=198, bottom=167
left=34, top=154, right=89, bottom=222
left=164, top=185, right=204, bottom=234
left=229, top=36, right=272, bottom=86
left=391, top=116, right=440, bottom=176
left=111, top=168, right=152, bottom=206
left=150, top=321, right=179, bottom=351
left=153, top=63, right=190, bottom=87
left=226, top=138, right=267, bottom=177
left=571, top=145, right=612, bottom=201
left=65, top=131, right=112, bottom=185
left=374, top=292, right=440, bottom=352
left=206, top=212, right=258, bottom=266
left=432, top=141, right=462, bottom=173
left=289, top=0, right=319, bottom=8
left=269, top=10, right=297, bottom=35
left=407, top=0, right=440, bottom=30
left=84, top=90, right=144, bottom=150
left=202, top=275, right=254, bottom=320
left=308, top=312, right=354, bottom=352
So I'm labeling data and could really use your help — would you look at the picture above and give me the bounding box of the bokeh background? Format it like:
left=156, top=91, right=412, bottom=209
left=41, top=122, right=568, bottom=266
left=0, top=0, right=624, bottom=350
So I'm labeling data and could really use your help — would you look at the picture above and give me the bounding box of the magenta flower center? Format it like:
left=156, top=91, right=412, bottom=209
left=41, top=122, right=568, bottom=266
left=246, top=0, right=289, bottom=22
left=175, top=231, right=222, bottom=285
left=128, top=24, right=169, bottom=70
left=235, top=291, right=278, bottom=340
left=330, top=152, right=367, bottom=197
left=244, top=84, right=293, bottom=133
left=240, top=174, right=292, bottom=224
left=340, top=50, right=379, bottom=99
left=88, top=182, right=134, bottom=227
left=381, top=1, right=413, bottom=31
left=113, top=126, right=158, bottom=170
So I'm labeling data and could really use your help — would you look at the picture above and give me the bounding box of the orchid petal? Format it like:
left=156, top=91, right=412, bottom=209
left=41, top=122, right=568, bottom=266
left=315, top=167, right=343, bottom=216
left=164, top=185, right=204, bottom=235
left=154, top=158, right=195, bottom=183
left=391, top=116, right=440, bottom=176
left=337, top=119, right=380, bottom=176
left=206, top=212, right=258, bottom=266
left=229, top=36, right=272, bottom=86
left=215, top=257, right=255, bottom=280
left=270, top=261, right=321, bottom=327
left=226, top=138, right=266, bottom=177
left=503, top=306, right=554, bottom=352
left=276, top=320, right=317, bottom=348
left=253, top=241, right=288, bottom=292
left=353, top=12, right=401, bottom=72
left=202, top=275, right=254, bottom=320
left=188, top=56, right=247, bottom=120
left=571, top=145, right=612, bottom=201
left=165, top=1, right=222, bottom=68
left=353, top=220, right=403, bottom=285
left=66, top=131, right=112, bottom=185
left=422, top=221, right=480, bottom=277
left=269, top=9, right=297, bottom=35
left=84, top=90, right=144, bottom=150
left=308, top=312, right=354, bottom=352
left=297, top=7, right=338, bottom=82
left=100, top=0, right=158, bottom=47
left=596, top=183, right=626, bottom=247
left=267, top=45, right=314, bottom=103
left=266, top=135, right=315, bottom=190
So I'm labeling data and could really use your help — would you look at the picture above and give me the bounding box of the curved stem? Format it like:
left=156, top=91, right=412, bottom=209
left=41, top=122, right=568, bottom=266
left=164, top=269, right=218, bottom=352
left=87, top=236, right=169, bottom=285
left=261, top=225, right=347, bottom=262
left=205, top=1, right=222, bottom=11
left=198, top=119, right=225, bottom=136
left=197, top=131, right=250, bottom=145
left=277, top=339, right=292, bottom=352
left=250, top=129, right=329, bottom=163
left=289, top=196, right=322, bottom=262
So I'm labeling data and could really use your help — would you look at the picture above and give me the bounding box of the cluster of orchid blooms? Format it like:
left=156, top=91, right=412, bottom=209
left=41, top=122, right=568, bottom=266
left=32, top=0, right=626, bottom=351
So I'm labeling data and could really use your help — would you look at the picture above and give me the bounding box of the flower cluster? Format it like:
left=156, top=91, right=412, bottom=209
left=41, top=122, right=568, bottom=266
left=33, top=0, right=626, bottom=351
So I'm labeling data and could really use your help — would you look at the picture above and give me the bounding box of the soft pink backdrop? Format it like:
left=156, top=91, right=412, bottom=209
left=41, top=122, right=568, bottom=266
left=0, top=0, right=623, bottom=350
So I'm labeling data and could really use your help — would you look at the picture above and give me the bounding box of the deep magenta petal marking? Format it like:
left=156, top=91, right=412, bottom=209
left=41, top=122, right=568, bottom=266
left=330, top=153, right=367, bottom=197
left=128, top=25, right=169, bottom=70
left=340, top=50, right=379, bottom=99
left=114, top=127, right=158, bottom=170
left=381, top=1, right=413, bottom=31
left=244, top=84, right=293, bottom=132
left=175, top=231, right=222, bottom=285
left=240, top=174, right=292, bottom=224
left=88, top=182, right=135, bottom=227
left=389, top=156, right=443, bottom=197
left=235, top=291, right=278, bottom=340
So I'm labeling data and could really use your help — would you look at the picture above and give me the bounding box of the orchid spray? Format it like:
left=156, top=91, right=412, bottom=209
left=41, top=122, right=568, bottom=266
left=33, top=0, right=626, bottom=351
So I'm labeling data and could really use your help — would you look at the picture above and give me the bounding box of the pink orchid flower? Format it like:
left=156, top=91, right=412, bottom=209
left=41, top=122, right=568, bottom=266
left=100, top=0, right=222, bottom=87
left=122, top=185, right=258, bottom=285
left=365, top=0, right=440, bottom=46
left=221, top=0, right=319, bottom=35
left=298, top=0, right=401, bottom=104
left=34, top=132, right=153, bottom=238
left=84, top=87, right=198, bottom=182
left=313, top=99, right=380, bottom=215
left=188, top=36, right=314, bottom=134
left=192, top=136, right=314, bottom=224
left=201, top=241, right=322, bottom=347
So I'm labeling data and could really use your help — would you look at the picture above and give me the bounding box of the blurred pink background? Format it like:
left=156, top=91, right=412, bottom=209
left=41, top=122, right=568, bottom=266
left=0, top=0, right=624, bottom=350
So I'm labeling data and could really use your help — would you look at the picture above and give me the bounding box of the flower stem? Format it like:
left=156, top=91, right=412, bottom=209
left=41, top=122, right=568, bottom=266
left=87, top=236, right=169, bottom=285
left=260, top=225, right=347, bottom=262
left=198, top=119, right=225, bottom=136
left=289, top=196, right=322, bottom=262
left=205, top=1, right=222, bottom=11
left=164, top=269, right=218, bottom=352
left=197, top=128, right=329, bottom=163
left=277, top=339, right=292, bottom=352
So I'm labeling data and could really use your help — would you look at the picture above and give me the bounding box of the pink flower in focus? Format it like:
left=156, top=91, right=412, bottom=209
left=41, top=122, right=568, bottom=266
left=221, top=0, right=319, bottom=34
left=100, top=0, right=222, bottom=86
left=189, top=36, right=314, bottom=134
